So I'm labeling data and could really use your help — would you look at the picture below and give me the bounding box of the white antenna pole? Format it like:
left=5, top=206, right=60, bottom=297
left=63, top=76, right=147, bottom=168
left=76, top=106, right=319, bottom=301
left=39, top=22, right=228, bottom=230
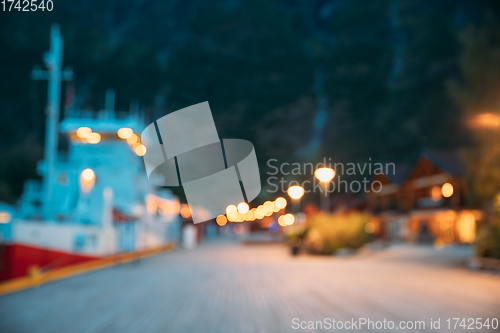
left=31, top=24, right=73, bottom=219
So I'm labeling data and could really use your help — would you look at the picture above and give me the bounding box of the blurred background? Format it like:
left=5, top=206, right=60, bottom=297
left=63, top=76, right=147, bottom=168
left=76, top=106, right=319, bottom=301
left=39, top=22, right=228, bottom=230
left=0, top=0, right=500, bottom=332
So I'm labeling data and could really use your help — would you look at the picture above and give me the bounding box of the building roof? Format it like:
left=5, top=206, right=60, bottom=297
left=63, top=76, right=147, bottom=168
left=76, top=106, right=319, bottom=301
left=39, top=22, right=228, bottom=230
left=420, top=148, right=464, bottom=177
left=385, top=164, right=411, bottom=184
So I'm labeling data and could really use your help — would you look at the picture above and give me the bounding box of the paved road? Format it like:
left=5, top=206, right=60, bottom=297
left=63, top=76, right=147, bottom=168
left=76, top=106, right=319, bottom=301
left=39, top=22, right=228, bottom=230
left=0, top=242, right=499, bottom=333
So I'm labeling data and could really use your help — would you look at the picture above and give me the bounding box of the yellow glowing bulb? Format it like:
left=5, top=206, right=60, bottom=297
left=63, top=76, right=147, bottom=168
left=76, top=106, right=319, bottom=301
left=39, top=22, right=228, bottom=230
left=256, top=206, right=265, bottom=219
left=430, top=186, right=442, bottom=201
left=81, top=168, right=95, bottom=181
left=314, top=167, right=335, bottom=182
left=134, top=144, right=147, bottom=156
left=216, top=215, right=227, bottom=226
left=275, top=197, right=287, bottom=209
left=263, top=201, right=274, bottom=213
left=441, top=183, right=454, bottom=198
left=86, top=133, right=101, bottom=144
left=76, top=127, right=92, bottom=139
left=127, top=134, right=139, bottom=145
left=237, top=202, right=249, bottom=214
left=226, top=204, right=237, bottom=215
left=278, top=215, right=286, bottom=226
left=287, top=185, right=305, bottom=200
left=117, top=128, right=134, bottom=139
left=180, top=204, right=191, bottom=218
left=283, top=213, right=295, bottom=226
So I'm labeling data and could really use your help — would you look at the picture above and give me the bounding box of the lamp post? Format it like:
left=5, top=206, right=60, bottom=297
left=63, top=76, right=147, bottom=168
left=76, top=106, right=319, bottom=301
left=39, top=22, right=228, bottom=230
left=287, top=185, right=304, bottom=213
left=314, top=167, right=335, bottom=212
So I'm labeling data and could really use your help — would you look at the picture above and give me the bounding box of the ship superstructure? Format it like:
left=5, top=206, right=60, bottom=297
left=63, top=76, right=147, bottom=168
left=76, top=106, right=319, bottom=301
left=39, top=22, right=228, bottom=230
left=0, top=24, right=180, bottom=281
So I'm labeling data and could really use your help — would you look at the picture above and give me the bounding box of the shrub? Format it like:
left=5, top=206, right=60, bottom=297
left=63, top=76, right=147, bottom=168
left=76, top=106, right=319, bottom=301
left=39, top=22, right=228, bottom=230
left=301, top=212, right=374, bottom=255
left=475, top=224, right=500, bottom=259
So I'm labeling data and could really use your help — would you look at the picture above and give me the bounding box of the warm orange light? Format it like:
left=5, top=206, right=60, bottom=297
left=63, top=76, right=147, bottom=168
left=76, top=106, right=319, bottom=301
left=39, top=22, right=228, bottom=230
left=242, top=210, right=251, bottom=221
left=246, top=210, right=255, bottom=221
left=0, top=212, right=11, bottom=224
left=76, top=127, right=92, bottom=139
left=81, top=168, right=95, bottom=181
left=456, top=213, right=476, bottom=243
left=365, top=222, right=376, bottom=233
left=216, top=215, right=227, bottom=226
left=127, top=134, right=139, bottom=145
left=470, top=113, right=500, bottom=129
left=275, top=197, right=287, bottom=209
left=226, top=204, right=237, bottom=215
left=287, top=185, right=304, bottom=200
left=235, top=212, right=244, bottom=222
left=431, top=186, right=442, bottom=201
left=117, top=128, right=134, bottom=139
left=441, top=183, right=454, bottom=198
left=180, top=204, right=191, bottom=218
left=234, top=224, right=244, bottom=234
left=134, top=144, right=147, bottom=156
left=237, top=202, right=249, bottom=214
left=283, top=213, right=295, bottom=226
left=263, top=201, right=274, bottom=213
left=226, top=204, right=238, bottom=221
left=278, top=215, right=286, bottom=226
left=86, top=133, right=101, bottom=144
left=255, top=206, right=265, bottom=219
left=314, top=167, right=335, bottom=182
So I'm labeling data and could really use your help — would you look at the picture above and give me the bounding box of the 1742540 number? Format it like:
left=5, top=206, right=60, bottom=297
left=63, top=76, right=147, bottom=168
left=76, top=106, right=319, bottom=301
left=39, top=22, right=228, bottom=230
left=1, top=0, right=53, bottom=11
left=446, top=318, right=498, bottom=330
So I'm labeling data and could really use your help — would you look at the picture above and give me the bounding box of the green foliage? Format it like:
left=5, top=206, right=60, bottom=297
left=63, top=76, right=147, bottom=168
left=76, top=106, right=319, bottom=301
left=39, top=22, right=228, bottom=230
left=475, top=223, right=500, bottom=259
left=448, top=14, right=500, bottom=206
left=302, top=212, right=374, bottom=255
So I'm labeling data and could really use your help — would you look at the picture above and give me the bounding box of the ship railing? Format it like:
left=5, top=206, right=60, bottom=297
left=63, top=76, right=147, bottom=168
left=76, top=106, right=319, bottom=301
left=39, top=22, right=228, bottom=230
left=65, top=108, right=144, bottom=122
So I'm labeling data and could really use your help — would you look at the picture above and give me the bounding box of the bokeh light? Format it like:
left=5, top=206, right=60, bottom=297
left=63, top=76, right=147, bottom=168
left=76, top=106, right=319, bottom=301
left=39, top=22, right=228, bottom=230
left=283, top=213, right=295, bottom=226
left=76, top=127, right=92, bottom=139
left=431, top=186, right=442, bottom=201
left=275, top=197, right=287, bottom=209
left=81, top=168, right=95, bottom=181
left=127, top=134, right=139, bottom=145
left=268, top=222, right=279, bottom=233
left=287, top=185, right=304, bottom=200
left=277, top=215, right=286, bottom=226
left=134, top=144, right=147, bottom=156
left=180, top=204, right=191, bottom=218
left=365, top=222, right=376, bottom=233
left=234, top=224, right=244, bottom=234
left=216, top=215, right=227, bottom=226
left=441, top=183, right=454, bottom=198
left=117, top=127, right=134, bottom=139
left=314, top=167, right=336, bottom=182
left=237, top=202, right=249, bottom=214
left=86, top=132, right=101, bottom=144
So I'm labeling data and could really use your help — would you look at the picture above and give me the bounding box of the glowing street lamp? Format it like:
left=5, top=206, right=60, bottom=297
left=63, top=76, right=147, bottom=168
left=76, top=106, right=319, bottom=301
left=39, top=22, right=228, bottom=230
left=441, top=183, right=454, bottom=198
left=287, top=185, right=304, bottom=213
left=287, top=185, right=304, bottom=200
left=314, top=167, right=335, bottom=183
left=237, top=202, right=249, bottom=214
left=314, top=167, right=335, bottom=212
left=80, top=168, right=95, bottom=193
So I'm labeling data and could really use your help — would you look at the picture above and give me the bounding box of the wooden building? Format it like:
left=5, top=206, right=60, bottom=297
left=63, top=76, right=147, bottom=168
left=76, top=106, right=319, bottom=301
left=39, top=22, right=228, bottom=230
left=368, top=149, right=481, bottom=244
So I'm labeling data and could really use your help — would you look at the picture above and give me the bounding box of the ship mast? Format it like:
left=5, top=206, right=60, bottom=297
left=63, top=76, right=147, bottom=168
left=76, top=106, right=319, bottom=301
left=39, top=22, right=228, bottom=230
left=31, top=24, right=73, bottom=219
